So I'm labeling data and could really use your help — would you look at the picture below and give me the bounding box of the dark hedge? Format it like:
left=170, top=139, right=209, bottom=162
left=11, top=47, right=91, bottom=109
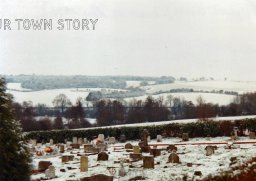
left=25, top=119, right=256, bottom=143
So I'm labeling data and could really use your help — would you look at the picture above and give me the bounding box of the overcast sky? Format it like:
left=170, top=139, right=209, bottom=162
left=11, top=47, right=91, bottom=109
left=1, top=0, right=256, bottom=81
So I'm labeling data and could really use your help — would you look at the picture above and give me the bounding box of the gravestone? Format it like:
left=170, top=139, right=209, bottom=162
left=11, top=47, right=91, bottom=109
left=133, top=146, right=140, bottom=154
left=168, top=153, right=179, bottom=163
left=182, top=133, right=189, bottom=141
left=80, top=174, right=113, bottom=181
left=249, top=132, right=256, bottom=139
left=53, top=146, right=59, bottom=155
left=125, top=143, right=133, bottom=149
left=119, top=161, right=126, bottom=177
left=73, top=137, right=78, bottom=144
left=61, top=155, right=74, bottom=163
left=108, top=137, right=116, bottom=144
left=38, top=161, right=52, bottom=171
left=120, top=134, right=126, bottom=143
left=66, top=141, right=72, bottom=147
left=80, top=156, right=88, bottom=172
left=147, top=136, right=151, bottom=142
left=45, top=165, right=55, bottom=178
left=167, top=145, right=178, bottom=152
left=31, top=139, right=37, bottom=146
left=157, top=135, right=162, bottom=142
left=78, top=138, right=83, bottom=145
left=194, top=171, right=202, bottom=176
left=98, top=134, right=105, bottom=142
left=84, top=144, right=94, bottom=152
left=205, top=146, right=216, bottom=156
left=143, top=156, right=154, bottom=169
left=97, top=143, right=107, bottom=152
left=139, top=129, right=151, bottom=153
left=187, top=163, right=192, bottom=167
left=130, top=153, right=142, bottom=160
left=150, top=149, right=161, bottom=157
left=84, top=138, right=88, bottom=144
left=50, top=139, right=54, bottom=146
left=59, top=144, right=65, bottom=153
left=97, top=152, right=109, bottom=161
left=71, top=143, right=80, bottom=149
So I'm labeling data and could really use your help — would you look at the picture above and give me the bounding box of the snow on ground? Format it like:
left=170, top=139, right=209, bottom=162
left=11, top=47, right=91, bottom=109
left=126, top=81, right=141, bottom=87
left=6, top=83, right=126, bottom=106
left=125, top=92, right=236, bottom=106
left=143, top=80, right=256, bottom=94
left=74, top=115, right=256, bottom=131
left=7, top=82, right=31, bottom=91
left=30, top=137, right=256, bottom=181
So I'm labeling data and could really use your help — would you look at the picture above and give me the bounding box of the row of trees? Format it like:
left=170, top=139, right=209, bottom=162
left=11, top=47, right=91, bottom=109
left=12, top=99, right=92, bottom=132
left=10, top=92, right=256, bottom=131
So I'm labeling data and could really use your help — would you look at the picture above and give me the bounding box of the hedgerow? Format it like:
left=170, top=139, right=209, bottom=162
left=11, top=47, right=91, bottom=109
left=25, top=119, right=256, bottom=143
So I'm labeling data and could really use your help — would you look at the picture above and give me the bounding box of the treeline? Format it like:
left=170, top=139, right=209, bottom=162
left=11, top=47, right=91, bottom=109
left=12, top=99, right=92, bottom=132
left=152, top=88, right=239, bottom=96
left=11, top=92, right=256, bottom=132
left=4, top=75, right=175, bottom=90
left=86, top=87, right=145, bottom=101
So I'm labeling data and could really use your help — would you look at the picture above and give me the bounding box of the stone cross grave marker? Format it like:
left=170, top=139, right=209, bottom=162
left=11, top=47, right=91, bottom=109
left=139, top=129, right=151, bottom=152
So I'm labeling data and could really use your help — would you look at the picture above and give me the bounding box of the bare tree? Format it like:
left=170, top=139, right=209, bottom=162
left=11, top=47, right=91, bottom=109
left=52, top=94, right=71, bottom=113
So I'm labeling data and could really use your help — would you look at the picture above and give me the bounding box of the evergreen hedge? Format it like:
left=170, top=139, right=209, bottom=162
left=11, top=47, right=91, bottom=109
left=25, top=119, right=256, bottom=143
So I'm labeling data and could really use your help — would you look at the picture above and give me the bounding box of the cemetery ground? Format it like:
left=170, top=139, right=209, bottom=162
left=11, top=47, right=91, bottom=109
left=29, top=132, right=256, bottom=181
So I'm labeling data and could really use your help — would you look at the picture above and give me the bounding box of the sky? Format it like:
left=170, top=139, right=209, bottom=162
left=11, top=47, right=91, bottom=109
left=1, top=0, right=256, bottom=81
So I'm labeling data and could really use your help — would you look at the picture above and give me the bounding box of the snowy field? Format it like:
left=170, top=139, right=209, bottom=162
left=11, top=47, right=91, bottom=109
left=6, top=83, right=126, bottom=106
left=7, top=80, right=256, bottom=106
left=30, top=136, right=256, bottom=181
left=143, top=80, right=256, bottom=94
left=125, top=92, right=236, bottom=106
left=71, top=115, right=256, bottom=131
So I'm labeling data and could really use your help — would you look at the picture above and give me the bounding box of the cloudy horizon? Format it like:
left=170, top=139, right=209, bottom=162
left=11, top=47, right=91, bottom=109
left=1, top=0, right=256, bottom=81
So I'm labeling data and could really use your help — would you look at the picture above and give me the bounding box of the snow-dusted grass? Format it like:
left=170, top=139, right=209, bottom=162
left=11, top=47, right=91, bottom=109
left=7, top=82, right=31, bottom=91
left=7, top=83, right=126, bottom=106
left=143, top=80, right=256, bottom=94
left=30, top=137, right=256, bottom=181
left=125, top=92, right=236, bottom=106
left=73, top=115, right=256, bottom=131
left=126, top=81, right=141, bottom=87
